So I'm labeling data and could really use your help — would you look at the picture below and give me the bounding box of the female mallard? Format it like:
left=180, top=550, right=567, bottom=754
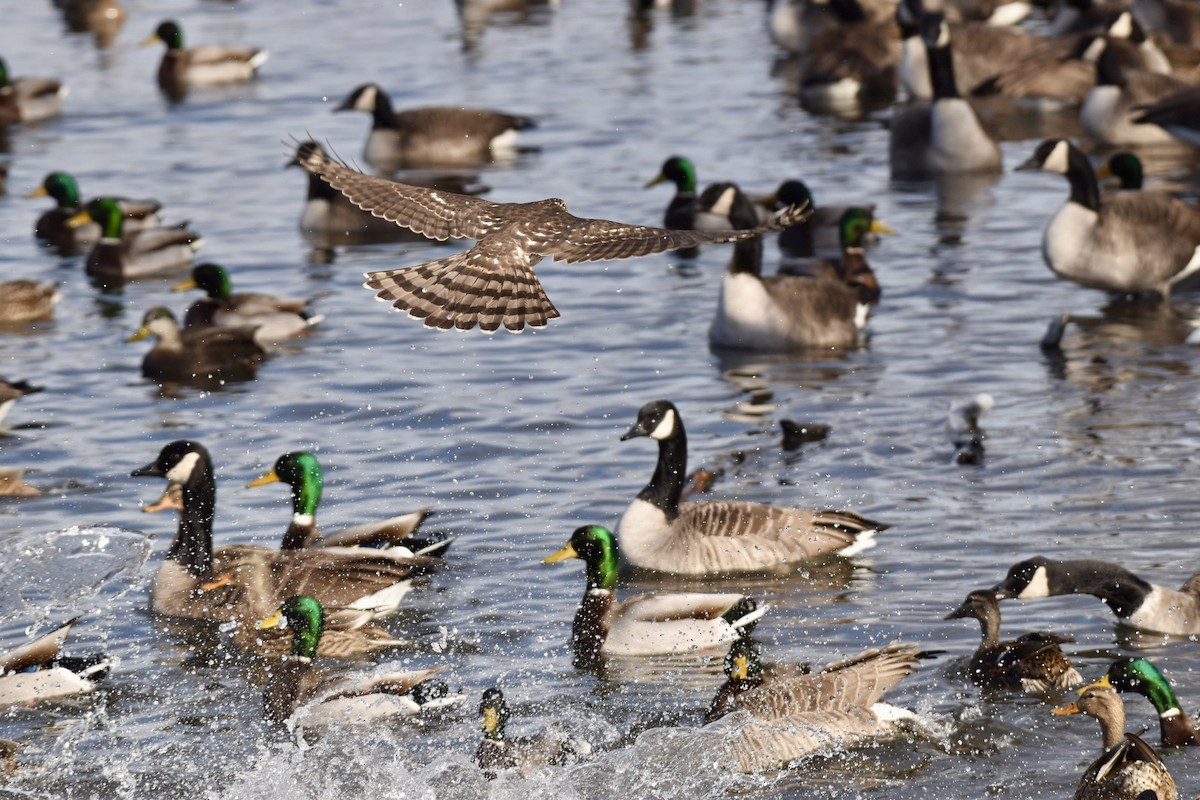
left=259, top=595, right=459, bottom=725
left=618, top=400, right=886, bottom=575
left=708, top=187, right=882, bottom=351
left=246, top=450, right=441, bottom=553
left=0, top=281, right=58, bottom=325
left=1101, top=659, right=1199, bottom=747
left=0, top=58, right=66, bottom=124
left=0, top=618, right=111, bottom=706
left=28, top=172, right=160, bottom=254
left=1016, top=139, right=1200, bottom=296
left=1052, top=681, right=1178, bottom=800
left=172, top=263, right=320, bottom=343
left=644, top=155, right=699, bottom=230
left=992, top=556, right=1200, bottom=636
left=543, top=525, right=767, bottom=670
left=334, top=83, right=536, bottom=171
left=944, top=589, right=1082, bottom=693
left=475, top=688, right=591, bottom=774
left=706, top=637, right=922, bottom=772
left=143, top=20, right=268, bottom=100
left=68, top=198, right=202, bottom=285
left=131, top=441, right=433, bottom=628
left=889, top=12, right=1002, bottom=177
left=126, top=307, right=264, bottom=387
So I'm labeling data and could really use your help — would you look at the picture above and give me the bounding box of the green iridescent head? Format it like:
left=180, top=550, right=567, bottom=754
left=837, top=208, right=876, bottom=249
left=1105, top=657, right=1181, bottom=714
left=247, top=451, right=323, bottom=517
left=543, top=525, right=619, bottom=591
left=1104, top=152, right=1143, bottom=190
left=0, top=58, right=9, bottom=89
left=72, top=197, right=123, bottom=239
left=260, top=595, right=324, bottom=660
left=151, top=20, right=185, bottom=50
left=42, top=172, right=82, bottom=209
left=190, top=264, right=235, bottom=301
left=646, top=155, right=697, bottom=193
left=774, top=180, right=816, bottom=212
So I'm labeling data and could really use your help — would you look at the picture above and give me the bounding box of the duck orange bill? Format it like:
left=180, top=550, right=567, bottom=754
left=66, top=210, right=92, bottom=229
left=258, top=609, right=284, bottom=631
left=1052, top=701, right=1082, bottom=716
left=543, top=542, right=579, bottom=564
left=200, top=573, right=233, bottom=591
left=870, top=219, right=895, bottom=235
left=142, top=485, right=183, bottom=513
left=170, top=277, right=198, bottom=292
left=245, top=468, right=280, bottom=488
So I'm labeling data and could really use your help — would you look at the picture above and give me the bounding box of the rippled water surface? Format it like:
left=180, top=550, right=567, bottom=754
left=3, top=0, right=1200, bottom=798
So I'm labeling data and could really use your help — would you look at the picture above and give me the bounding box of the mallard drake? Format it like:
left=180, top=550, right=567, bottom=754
left=475, top=688, right=591, bottom=774
left=0, top=58, right=66, bottom=124
left=1101, top=660, right=1199, bottom=747
left=334, top=83, right=536, bottom=171
left=296, top=149, right=809, bottom=333
left=992, top=556, right=1200, bottom=636
left=759, top=179, right=880, bottom=261
left=28, top=172, right=161, bottom=253
left=708, top=187, right=881, bottom=351
left=706, top=638, right=922, bottom=772
left=68, top=198, right=202, bottom=285
left=172, top=263, right=320, bottom=343
left=543, top=525, right=768, bottom=670
left=143, top=20, right=268, bottom=100
left=0, top=468, right=40, bottom=498
left=944, top=589, right=1082, bottom=693
left=0, top=618, right=111, bottom=706
left=126, top=307, right=264, bottom=386
left=1052, top=681, right=1178, bottom=800
left=1080, top=38, right=1193, bottom=146
left=1134, top=86, right=1200, bottom=146
left=1015, top=139, right=1200, bottom=297
left=890, top=12, right=1002, bottom=177
left=131, top=441, right=432, bottom=628
left=258, top=595, right=459, bottom=725
left=618, top=400, right=886, bottom=575
left=246, top=450, right=442, bottom=553
left=0, top=377, right=41, bottom=427
left=645, top=155, right=699, bottom=230
left=797, top=0, right=900, bottom=110
left=1098, top=152, right=1144, bottom=190
left=0, top=281, right=58, bottom=325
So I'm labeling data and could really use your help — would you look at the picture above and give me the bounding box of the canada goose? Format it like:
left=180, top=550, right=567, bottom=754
left=0, top=58, right=66, bottom=124
left=0, top=377, right=42, bottom=427
left=543, top=525, right=768, bottom=670
left=1132, top=0, right=1200, bottom=47
left=258, top=595, right=460, bottom=725
left=706, top=638, right=923, bottom=772
left=0, top=618, right=111, bottom=707
left=644, top=155, right=699, bottom=230
left=28, top=171, right=160, bottom=253
left=992, top=555, right=1200, bottom=636
left=475, top=688, right=592, bottom=774
left=618, top=400, right=886, bottom=575
left=708, top=188, right=883, bottom=351
left=1015, top=139, right=1200, bottom=296
left=131, top=441, right=434, bottom=629
left=67, top=198, right=202, bottom=286
left=334, top=83, right=536, bottom=171
left=1133, top=86, right=1200, bottom=146
left=1052, top=681, right=1178, bottom=800
left=143, top=20, right=268, bottom=100
left=246, top=450, right=442, bottom=553
left=1080, top=37, right=1194, bottom=145
left=1101, top=659, right=1199, bottom=747
left=889, top=12, right=1002, bottom=177
left=798, top=0, right=900, bottom=110
left=944, top=589, right=1082, bottom=692
left=767, top=0, right=898, bottom=54
left=0, top=280, right=59, bottom=324
left=296, top=148, right=809, bottom=333
left=1098, top=152, right=1144, bottom=189
left=126, top=307, right=264, bottom=386
left=172, top=263, right=320, bottom=343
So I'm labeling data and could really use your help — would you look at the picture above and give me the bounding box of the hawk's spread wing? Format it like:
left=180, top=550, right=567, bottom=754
left=297, top=149, right=508, bottom=241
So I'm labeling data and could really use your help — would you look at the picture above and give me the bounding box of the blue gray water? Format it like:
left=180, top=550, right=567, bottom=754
left=2, top=0, right=1200, bottom=798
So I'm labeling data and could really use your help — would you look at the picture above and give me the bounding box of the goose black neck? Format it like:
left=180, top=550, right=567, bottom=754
left=729, top=236, right=763, bottom=277
left=306, top=172, right=337, bottom=202
left=636, top=422, right=687, bottom=519
left=173, top=467, right=216, bottom=579
left=926, top=36, right=959, bottom=100
left=1064, top=146, right=1103, bottom=211
left=1047, top=560, right=1152, bottom=618
left=372, top=90, right=399, bottom=130
left=829, top=0, right=868, bottom=24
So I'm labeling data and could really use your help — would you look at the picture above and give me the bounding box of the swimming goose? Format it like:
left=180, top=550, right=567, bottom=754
left=132, top=441, right=433, bottom=628
left=1080, top=37, right=1194, bottom=145
left=944, top=589, right=1082, bottom=693
left=618, top=400, right=886, bottom=575
left=889, top=12, right=1003, bottom=177
left=1052, top=681, right=1178, bottom=800
left=143, top=20, right=268, bottom=100
left=797, top=0, right=900, bottom=110
left=172, top=263, right=320, bottom=343
left=644, top=155, right=699, bottom=230
left=1101, top=659, right=1199, bottom=747
left=706, top=638, right=922, bottom=772
left=68, top=198, right=202, bottom=286
left=0, top=618, right=111, bottom=707
left=1015, top=139, right=1200, bottom=296
left=258, top=595, right=460, bottom=725
left=992, top=555, right=1200, bottom=636
left=1133, top=86, right=1200, bottom=146
left=543, top=525, right=767, bottom=670
left=0, top=281, right=58, bottom=324
left=246, top=450, right=441, bottom=553
left=475, top=688, right=591, bottom=774
left=1098, top=152, right=1144, bottom=189
left=28, top=172, right=160, bottom=253
left=334, top=83, right=536, bottom=171
left=708, top=189, right=882, bottom=351
left=0, top=58, right=66, bottom=124
left=0, top=378, right=42, bottom=427
left=296, top=148, right=809, bottom=333
left=126, top=307, right=264, bottom=386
